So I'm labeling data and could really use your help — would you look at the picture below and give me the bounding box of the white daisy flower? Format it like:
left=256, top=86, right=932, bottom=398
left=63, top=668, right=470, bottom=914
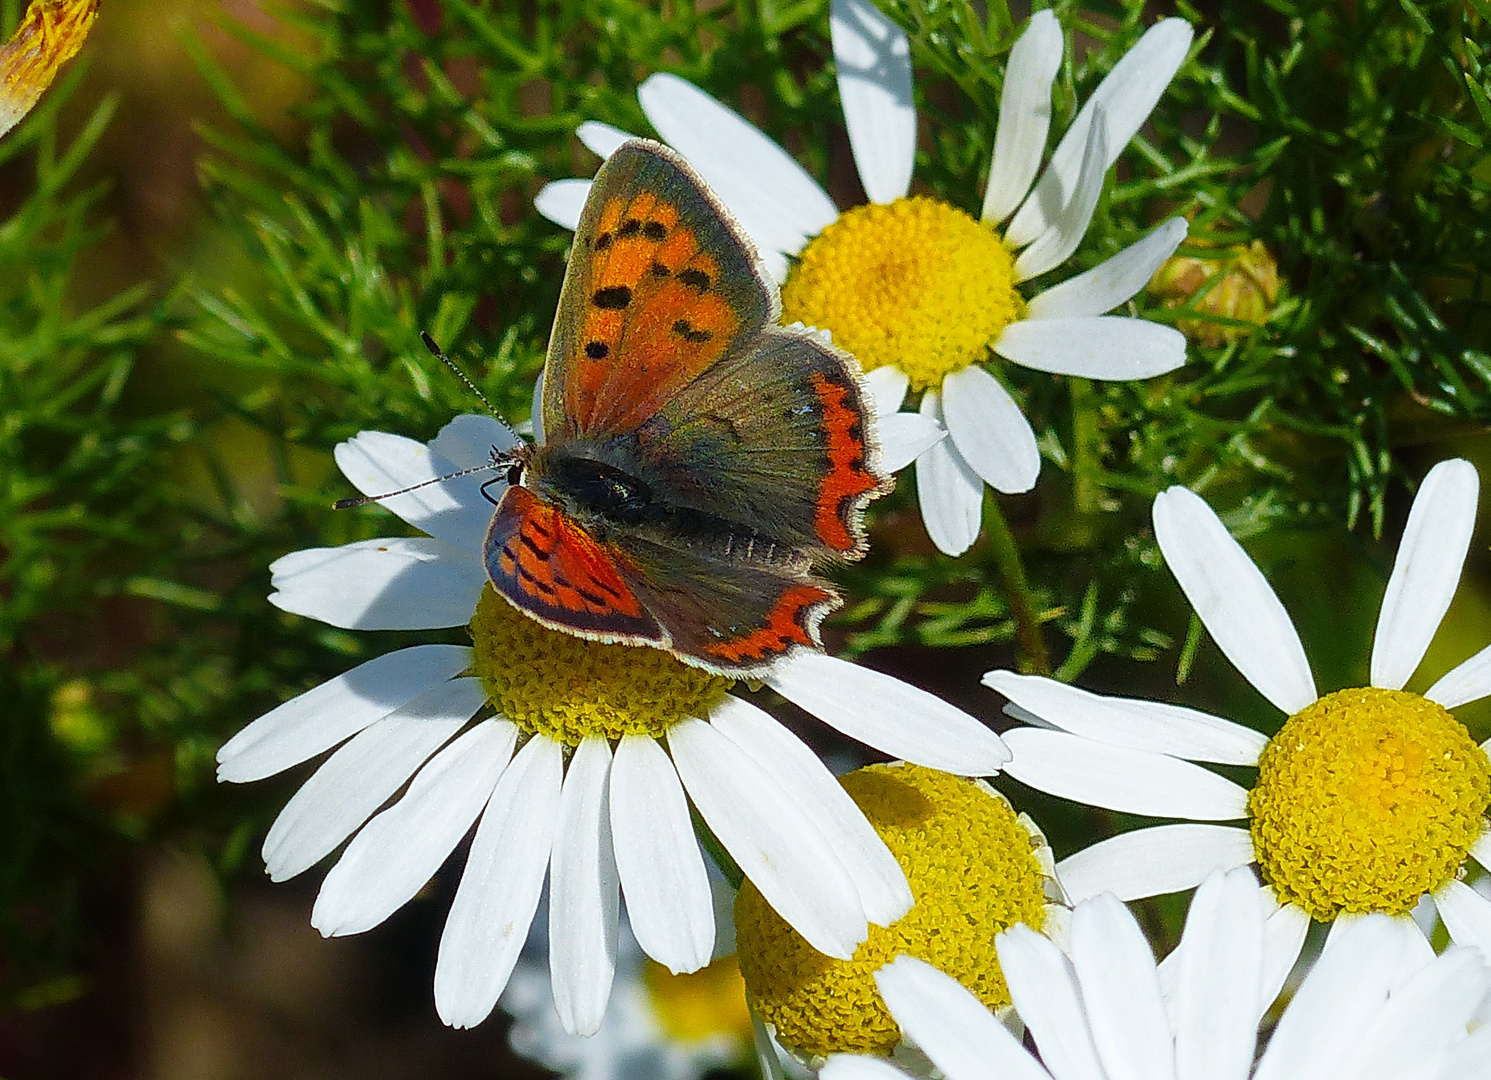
left=536, top=2, right=1193, bottom=555
left=820, top=866, right=1491, bottom=1080
left=217, top=413, right=1010, bottom=1036
left=985, top=458, right=1491, bottom=973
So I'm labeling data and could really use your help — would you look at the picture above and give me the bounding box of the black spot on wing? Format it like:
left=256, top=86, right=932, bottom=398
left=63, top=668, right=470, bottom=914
left=585, top=341, right=609, bottom=359
left=619, top=218, right=642, bottom=237
left=678, top=267, right=712, bottom=292
left=642, top=221, right=668, bottom=241
left=672, top=320, right=713, bottom=343
left=593, top=285, right=632, bottom=309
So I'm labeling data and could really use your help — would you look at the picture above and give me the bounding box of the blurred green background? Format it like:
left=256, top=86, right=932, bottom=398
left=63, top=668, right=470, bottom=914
left=2, top=0, right=1490, bottom=1076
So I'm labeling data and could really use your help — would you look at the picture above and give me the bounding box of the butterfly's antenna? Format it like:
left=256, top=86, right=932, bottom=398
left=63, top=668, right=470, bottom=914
left=421, top=332, right=522, bottom=445
left=332, top=453, right=515, bottom=510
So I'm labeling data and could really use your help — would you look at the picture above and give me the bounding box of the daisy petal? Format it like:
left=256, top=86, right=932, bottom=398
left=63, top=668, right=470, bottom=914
left=1433, top=879, right=1491, bottom=957
left=1343, top=945, right=1491, bottom=1080
left=1471, top=828, right=1491, bottom=873
left=831, top=0, right=915, bottom=204
left=311, top=719, right=517, bottom=937
left=535, top=179, right=592, bottom=231
left=217, top=644, right=473, bottom=783
left=1172, top=869, right=1263, bottom=1080
left=982, top=10, right=1063, bottom=225
left=941, top=364, right=1042, bottom=494
left=754, top=1013, right=791, bottom=1080
left=1438, top=1025, right=1491, bottom=1080
left=821, top=1056, right=915, bottom=1080
left=262, top=678, right=485, bottom=882
left=1006, top=19, right=1193, bottom=247
left=434, top=734, right=564, bottom=1029
left=1001, top=728, right=1250, bottom=820
left=638, top=73, right=837, bottom=260
left=864, top=364, right=910, bottom=415
left=1261, top=899, right=1311, bottom=1014
left=669, top=717, right=867, bottom=960
left=549, top=736, right=620, bottom=1037
left=1057, top=823, right=1254, bottom=904
left=875, top=956, right=1052, bottom=1080
left=1428, top=643, right=1491, bottom=709
left=1012, top=107, right=1107, bottom=281
left=333, top=427, right=498, bottom=552
left=994, top=316, right=1186, bottom=379
left=915, top=389, right=988, bottom=554
left=1153, top=486, right=1317, bottom=714
left=268, top=538, right=486, bottom=631
left=985, top=671, right=1267, bottom=765
left=428, top=412, right=521, bottom=469
left=708, top=695, right=912, bottom=927
left=766, top=651, right=1011, bottom=775
left=1070, top=894, right=1176, bottom=1080
left=1370, top=459, right=1480, bottom=690
left=1026, top=218, right=1189, bottom=319
left=609, top=734, right=714, bottom=973
left=878, top=410, right=946, bottom=473
left=576, top=119, right=633, bottom=159
left=1252, top=916, right=1401, bottom=1080
left=997, top=923, right=1105, bottom=1080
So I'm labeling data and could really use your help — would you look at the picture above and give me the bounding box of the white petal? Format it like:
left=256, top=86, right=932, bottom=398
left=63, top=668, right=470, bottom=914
left=1371, top=459, right=1480, bottom=690
left=669, top=717, right=867, bottom=960
left=311, top=719, right=517, bottom=937
left=262, top=678, right=485, bottom=882
left=1172, top=868, right=1263, bottom=1080
left=1471, top=827, right=1491, bottom=873
left=1433, top=879, right=1491, bottom=957
left=915, top=389, right=987, bottom=554
left=333, top=426, right=501, bottom=551
left=982, top=10, right=1063, bottom=224
left=864, top=364, right=910, bottom=415
left=1435, top=1024, right=1491, bottom=1080
left=1342, top=945, right=1491, bottom=1080
left=1012, top=107, right=1108, bottom=281
left=1152, top=486, right=1317, bottom=714
left=708, top=695, right=911, bottom=927
left=638, top=73, right=837, bottom=259
left=821, top=1056, right=916, bottom=1080
left=608, top=734, right=714, bottom=973
left=997, top=923, right=1106, bottom=1080
left=1070, top=894, right=1176, bottom=1080
left=754, top=1013, right=791, bottom=1080
left=548, top=736, right=620, bottom=1037
left=576, top=120, right=633, bottom=159
left=1057, top=824, right=1254, bottom=903
left=994, top=316, right=1187, bottom=379
left=986, top=671, right=1267, bottom=765
left=434, top=734, right=564, bottom=1028
left=1006, top=19, right=1194, bottom=247
left=1252, top=916, right=1402, bottom=1080
left=1026, top=218, right=1189, bottom=319
left=217, top=644, right=473, bottom=783
left=767, top=651, right=1011, bottom=774
left=1001, top=728, right=1249, bottom=820
left=941, top=365, right=1042, bottom=494
left=535, top=179, right=591, bottom=231
left=875, top=956, right=1053, bottom=1080
left=428, top=413, right=521, bottom=469
left=831, top=0, right=915, bottom=204
left=268, top=537, right=485, bottom=631
left=878, top=411, right=945, bottom=473
left=1428, top=642, right=1491, bottom=708
left=529, top=371, right=545, bottom=446
left=1260, top=899, right=1311, bottom=1015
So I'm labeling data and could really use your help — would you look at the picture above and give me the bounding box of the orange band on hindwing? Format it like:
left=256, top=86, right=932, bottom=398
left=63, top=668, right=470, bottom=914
left=809, top=371, right=882, bottom=553
left=701, top=584, right=833, bottom=667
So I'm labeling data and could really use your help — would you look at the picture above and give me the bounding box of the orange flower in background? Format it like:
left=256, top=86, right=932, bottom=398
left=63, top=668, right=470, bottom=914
left=0, top=0, right=98, bottom=138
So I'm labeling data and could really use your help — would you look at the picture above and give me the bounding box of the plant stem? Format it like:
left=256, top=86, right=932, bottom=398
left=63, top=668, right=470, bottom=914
left=985, top=497, right=1050, bottom=675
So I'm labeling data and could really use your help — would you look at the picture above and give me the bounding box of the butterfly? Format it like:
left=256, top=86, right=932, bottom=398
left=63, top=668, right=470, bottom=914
left=486, top=139, right=889, bottom=676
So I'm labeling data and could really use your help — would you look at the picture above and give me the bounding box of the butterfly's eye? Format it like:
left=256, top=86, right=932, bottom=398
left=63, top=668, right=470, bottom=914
left=507, top=462, right=524, bottom=487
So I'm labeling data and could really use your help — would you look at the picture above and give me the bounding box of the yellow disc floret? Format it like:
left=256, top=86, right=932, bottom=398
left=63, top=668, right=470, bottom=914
left=1249, top=687, right=1491, bottom=920
left=468, top=586, right=729, bottom=744
left=734, top=763, right=1048, bottom=1058
left=643, top=955, right=754, bottom=1052
left=781, top=197, right=1024, bottom=391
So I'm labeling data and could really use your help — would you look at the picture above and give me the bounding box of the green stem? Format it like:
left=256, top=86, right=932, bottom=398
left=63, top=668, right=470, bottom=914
left=985, top=497, right=1050, bottom=676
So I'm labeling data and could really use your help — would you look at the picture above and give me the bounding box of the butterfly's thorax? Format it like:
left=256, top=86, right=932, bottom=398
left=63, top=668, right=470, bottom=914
left=524, top=439, right=792, bottom=567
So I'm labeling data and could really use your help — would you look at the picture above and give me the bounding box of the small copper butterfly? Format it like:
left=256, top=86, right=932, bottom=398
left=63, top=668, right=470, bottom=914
left=487, top=139, right=889, bottom=675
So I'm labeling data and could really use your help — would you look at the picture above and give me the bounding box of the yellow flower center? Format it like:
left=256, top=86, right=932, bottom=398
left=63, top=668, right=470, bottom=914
left=1248, top=687, right=1491, bottom=920
left=643, top=955, right=754, bottom=1052
left=781, top=197, right=1024, bottom=392
left=734, top=763, right=1048, bottom=1058
left=468, top=586, right=730, bottom=745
